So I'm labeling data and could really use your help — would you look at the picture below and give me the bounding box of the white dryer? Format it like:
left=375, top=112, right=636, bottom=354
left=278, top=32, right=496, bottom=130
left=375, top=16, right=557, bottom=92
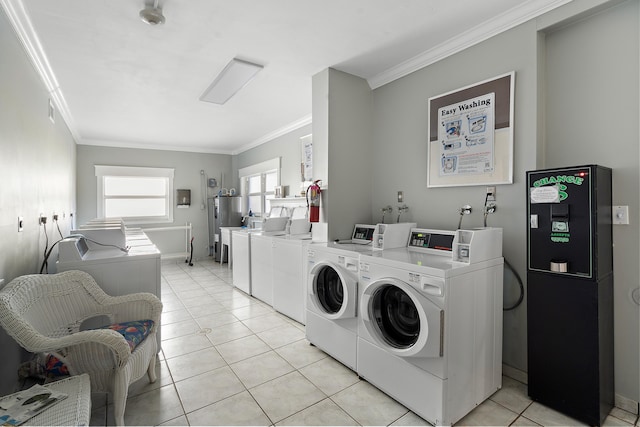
left=357, top=228, right=504, bottom=426
left=305, top=223, right=413, bottom=371
left=306, top=242, right=368, bottom=370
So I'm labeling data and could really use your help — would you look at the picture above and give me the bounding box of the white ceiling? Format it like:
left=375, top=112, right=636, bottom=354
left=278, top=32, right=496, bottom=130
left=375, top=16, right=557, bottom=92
left=6, top=0, right=569, bottom=154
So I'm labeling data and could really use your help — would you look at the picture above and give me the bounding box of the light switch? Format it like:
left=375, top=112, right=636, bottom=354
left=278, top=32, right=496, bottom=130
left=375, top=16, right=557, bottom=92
left=613, top=206, right=629, bottom=225
left=530, top=214, right=538, bottom=229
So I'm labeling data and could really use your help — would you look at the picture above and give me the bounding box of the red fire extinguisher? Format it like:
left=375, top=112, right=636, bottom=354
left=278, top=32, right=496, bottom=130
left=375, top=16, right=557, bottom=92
left=306, top=179, right=322, bottom=223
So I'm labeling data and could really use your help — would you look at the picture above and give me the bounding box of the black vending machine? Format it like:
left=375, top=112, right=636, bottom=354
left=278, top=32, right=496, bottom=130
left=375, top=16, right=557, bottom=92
left=526, top=165, right=613, bottom=426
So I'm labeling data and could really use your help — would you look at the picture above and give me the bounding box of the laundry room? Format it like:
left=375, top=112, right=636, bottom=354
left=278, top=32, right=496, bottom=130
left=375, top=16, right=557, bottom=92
left=0, top=0, right=638, bottom=426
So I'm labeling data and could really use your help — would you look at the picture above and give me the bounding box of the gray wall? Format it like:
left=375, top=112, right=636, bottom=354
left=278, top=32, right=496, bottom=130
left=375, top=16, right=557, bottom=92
left=313, top=69, right=374, bottom=240
left=542, top=0, right=639, bottom=402
left=367, top=0, right=639, bottom=403
left=0, top=7, right=77, bottom=394
left=370, top=16, right=539, bottom=375
left=76, top=145, right=233, bottom=260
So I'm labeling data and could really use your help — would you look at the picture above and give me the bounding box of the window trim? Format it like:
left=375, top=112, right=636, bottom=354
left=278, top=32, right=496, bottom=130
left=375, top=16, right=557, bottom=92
left=238, top=158, right=280, bottom=216
left=95, top=165, right=175, bottom=224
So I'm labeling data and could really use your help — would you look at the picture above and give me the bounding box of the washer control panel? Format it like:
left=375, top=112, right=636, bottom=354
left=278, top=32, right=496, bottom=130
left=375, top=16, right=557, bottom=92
left=407, top=229, right=455, bottom=255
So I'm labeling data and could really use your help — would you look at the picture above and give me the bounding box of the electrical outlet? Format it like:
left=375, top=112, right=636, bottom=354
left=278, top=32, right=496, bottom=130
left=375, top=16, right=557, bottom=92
left=39, top=215, right=47, bottom=225
left=53, top=213, right=59, bottom=221
left=486, top=186, right=496, bottom=201
left=613, top=206, right=629, bottom=225
left=397, top=191, right=403, bottom=203
left=18, top=216, right=24, bottom=232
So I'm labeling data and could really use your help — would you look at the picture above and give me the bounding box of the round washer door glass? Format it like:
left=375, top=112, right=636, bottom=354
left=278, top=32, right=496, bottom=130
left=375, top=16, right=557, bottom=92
left=314, top=265, right=344, bottom=314
left=371, top=285, right=420, bottom=348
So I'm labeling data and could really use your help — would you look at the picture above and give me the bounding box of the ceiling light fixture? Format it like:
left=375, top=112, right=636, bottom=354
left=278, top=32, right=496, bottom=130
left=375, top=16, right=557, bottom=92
left=200, top=58, right=264, bottom=105
left=139, top=0, right=165, bottom=25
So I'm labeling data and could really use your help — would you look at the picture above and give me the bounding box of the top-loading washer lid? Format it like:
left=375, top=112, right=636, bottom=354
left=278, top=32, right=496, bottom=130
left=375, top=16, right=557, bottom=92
left=269, top=206, right=288, bottom=217
left=261, top=216, right=289, bottom=232
left=291, top=206, right=307, bottom=219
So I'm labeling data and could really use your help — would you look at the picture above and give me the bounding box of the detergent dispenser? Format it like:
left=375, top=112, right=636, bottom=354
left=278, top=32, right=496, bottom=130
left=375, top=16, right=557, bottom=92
left=372, top=222, right=417, bottom=250
left=526, top=165, right=613, bottom=427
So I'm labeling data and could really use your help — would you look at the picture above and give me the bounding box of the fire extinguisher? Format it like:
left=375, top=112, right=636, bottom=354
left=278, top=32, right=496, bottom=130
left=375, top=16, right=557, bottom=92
left=306, top=179, right=322, bottom=223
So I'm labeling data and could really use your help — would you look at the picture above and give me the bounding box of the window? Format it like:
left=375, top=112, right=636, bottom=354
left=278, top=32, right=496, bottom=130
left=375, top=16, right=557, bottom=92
left=95, top=165, right=174, bottom=223
left=239, top=158, right=280, bottom=216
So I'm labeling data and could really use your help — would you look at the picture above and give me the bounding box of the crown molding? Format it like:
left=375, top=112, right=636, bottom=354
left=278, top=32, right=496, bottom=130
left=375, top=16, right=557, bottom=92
left=367, top=0, right=572, bottom=89
left=1, top=0, right=81, bottom=142
left=232, top=114, right=312, bottom=155
left=80, top=138, right=235, bottom=155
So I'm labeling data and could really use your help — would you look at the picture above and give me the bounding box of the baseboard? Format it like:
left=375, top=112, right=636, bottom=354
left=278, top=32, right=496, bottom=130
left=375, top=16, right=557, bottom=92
left=502, top=363, right=528, bottom=384
left=502, top=364, right=640, bottom=416
left=615, top=393, right=639, bottom=415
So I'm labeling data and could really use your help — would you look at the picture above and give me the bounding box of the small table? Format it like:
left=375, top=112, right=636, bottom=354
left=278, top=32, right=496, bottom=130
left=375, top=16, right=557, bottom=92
left=0, top=374, right=91, bottom=426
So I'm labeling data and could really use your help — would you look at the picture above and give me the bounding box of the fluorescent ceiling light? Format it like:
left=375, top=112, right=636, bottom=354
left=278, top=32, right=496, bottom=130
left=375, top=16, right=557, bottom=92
left=200, top=58, right=263, bottom=105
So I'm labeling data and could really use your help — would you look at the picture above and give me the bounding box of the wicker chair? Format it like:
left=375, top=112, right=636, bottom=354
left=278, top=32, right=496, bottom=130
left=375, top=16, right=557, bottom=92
left=0, top=270, right=162, bottom=426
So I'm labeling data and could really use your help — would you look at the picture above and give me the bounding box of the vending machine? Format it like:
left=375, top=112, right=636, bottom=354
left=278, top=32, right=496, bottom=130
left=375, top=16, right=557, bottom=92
left=526, top=165, right=613, bottom=426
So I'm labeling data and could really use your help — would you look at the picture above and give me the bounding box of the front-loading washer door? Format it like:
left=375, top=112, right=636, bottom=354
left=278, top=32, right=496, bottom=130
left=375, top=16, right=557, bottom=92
left=308, top=261, right=357, bottom=320
left=361, top=277, right=443, bottom=358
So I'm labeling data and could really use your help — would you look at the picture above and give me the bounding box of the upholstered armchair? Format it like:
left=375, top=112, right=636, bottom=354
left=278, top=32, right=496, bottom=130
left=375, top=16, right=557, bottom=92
left=0, top=270, right=162, bottom=426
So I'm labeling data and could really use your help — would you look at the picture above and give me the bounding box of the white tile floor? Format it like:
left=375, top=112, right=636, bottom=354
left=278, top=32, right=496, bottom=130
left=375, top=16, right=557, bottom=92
left=89, top=259, right=639, bottom=426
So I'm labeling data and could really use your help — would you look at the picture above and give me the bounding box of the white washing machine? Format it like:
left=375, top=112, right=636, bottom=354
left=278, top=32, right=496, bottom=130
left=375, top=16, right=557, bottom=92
left=305, top=223, right=413, bottom=371
left=232, top=216, right=289, bottom=297
left=306, top=242, right=366, bottom=370
left=57, top=234, right=162, bottom=347
left=231, top=228, right=256, bottom=295
left=249, top=215, right=290, bottom=304
left=357, top=228, right=504, bottom=426
left=272, top=229, right=312, bottom=324
left=250, top=229, right=288, bottom=305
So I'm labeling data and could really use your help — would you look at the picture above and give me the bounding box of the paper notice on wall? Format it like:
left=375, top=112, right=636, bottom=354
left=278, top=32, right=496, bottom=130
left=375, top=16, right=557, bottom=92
left=437, top=93, right=495, bottom=177
left=301, top=135, right=313, bottom=181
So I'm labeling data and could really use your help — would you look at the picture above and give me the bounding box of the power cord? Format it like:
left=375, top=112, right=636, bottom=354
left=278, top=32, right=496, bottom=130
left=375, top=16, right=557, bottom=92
left=41, top=221, right=49, bottom=273
left=503, top=258, right=524, bottom=311
left=482, top=194, right=524, bottom=311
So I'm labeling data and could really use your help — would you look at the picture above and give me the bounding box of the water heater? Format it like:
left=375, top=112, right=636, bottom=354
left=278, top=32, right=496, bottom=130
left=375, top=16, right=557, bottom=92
left=526, top=165, right=613, bottom=426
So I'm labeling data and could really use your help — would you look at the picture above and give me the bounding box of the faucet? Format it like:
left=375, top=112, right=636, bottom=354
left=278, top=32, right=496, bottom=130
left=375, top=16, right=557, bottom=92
left=380, top=205, right=393, bottom=223
left=397, top=205, right=409, bottom=223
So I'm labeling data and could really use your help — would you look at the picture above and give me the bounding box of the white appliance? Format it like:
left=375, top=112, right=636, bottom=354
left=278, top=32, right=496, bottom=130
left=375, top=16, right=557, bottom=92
left=57, top=234, right=162, bottom=346
left=231, top=229, right=254, bottom=294
left=305, top=242, right=363, bottom=370
left=220, top=226, right=244, bottom=268
left=305, top=223, right=413, bottom=370
left=250, top=229, right=287, bottom=305
left=230, top=211, right=289, bottom=296
left=272, top=228, right=312, bottom=324
left=357, top=228, right=503, bottom=426
left=244, top=214, right=290, bottom=304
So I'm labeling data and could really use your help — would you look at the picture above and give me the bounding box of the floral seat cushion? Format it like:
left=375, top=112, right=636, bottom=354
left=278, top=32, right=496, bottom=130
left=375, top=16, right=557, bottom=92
left=99, top=319, right=155, bottom=352
left=42, top=319, right=154, bottom=377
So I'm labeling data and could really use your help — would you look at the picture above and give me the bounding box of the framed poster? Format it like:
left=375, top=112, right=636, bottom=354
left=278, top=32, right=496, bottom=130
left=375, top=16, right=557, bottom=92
left=427, top=71, right=514, bottom=187
left=300, top=134, right=313, bottom=182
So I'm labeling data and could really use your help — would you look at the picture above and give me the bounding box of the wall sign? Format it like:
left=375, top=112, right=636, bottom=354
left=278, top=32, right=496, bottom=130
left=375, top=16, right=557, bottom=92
left=427, top=72, right=514, bottom=187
